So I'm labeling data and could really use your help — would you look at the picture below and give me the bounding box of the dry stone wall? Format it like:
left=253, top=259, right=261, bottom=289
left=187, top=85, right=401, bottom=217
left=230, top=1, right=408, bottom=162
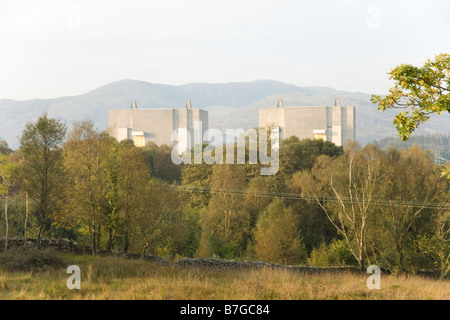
left=175, top=258, right=358, bottom=274
left=0, top=237, right=363, bottom=275
left=0, top=237, right=86, bottom=253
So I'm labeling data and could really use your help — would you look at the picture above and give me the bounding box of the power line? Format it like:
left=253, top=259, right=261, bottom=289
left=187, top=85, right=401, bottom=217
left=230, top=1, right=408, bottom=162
left=169, top=185, right=450, bottom=210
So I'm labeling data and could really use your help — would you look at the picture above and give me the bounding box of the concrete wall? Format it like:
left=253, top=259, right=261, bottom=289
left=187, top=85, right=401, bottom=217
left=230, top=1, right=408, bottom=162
left=109, top=107, right=208, bottom=149
left=259, top=108, right=286, bottom=139
left=342, top=106, right=355, bottom=146
left=259, top=104, right=355, bottom=146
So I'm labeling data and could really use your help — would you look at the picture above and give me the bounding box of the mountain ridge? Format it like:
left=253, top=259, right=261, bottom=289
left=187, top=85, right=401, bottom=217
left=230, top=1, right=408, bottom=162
left=1, top=79, right=449, bottom=149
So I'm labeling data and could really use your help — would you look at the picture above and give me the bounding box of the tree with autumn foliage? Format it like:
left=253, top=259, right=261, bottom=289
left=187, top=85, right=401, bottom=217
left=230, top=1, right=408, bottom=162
left=371, top=53, right=450, bottom=141
left=61, top=121, right=114, bottom=254
left=19, top=114, right=66, bottom=249
left=0, top=153, right=15, bottom=251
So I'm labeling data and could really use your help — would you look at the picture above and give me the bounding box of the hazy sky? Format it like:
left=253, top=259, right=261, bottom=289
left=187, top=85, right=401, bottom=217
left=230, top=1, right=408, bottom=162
left=1, top=0, right=449, bottom=100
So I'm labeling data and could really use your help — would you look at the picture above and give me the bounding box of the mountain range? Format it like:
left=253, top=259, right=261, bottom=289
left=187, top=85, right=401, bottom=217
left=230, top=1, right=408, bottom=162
left=1, top=79, right=449, bottom=149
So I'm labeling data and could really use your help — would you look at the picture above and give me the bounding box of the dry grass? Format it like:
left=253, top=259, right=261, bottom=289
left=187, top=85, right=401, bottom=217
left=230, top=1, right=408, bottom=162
left=0, top=255, right=448, bottom=300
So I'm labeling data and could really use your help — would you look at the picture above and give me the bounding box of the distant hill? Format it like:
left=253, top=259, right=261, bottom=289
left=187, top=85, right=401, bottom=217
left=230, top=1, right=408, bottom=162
left=1, top=79, right=449, bottom=149
left=371, top=134, right=450, bottom=165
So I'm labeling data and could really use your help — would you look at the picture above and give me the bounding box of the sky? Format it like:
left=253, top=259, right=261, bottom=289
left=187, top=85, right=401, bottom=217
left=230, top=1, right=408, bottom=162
left=1, top=0, right=449, bottom=100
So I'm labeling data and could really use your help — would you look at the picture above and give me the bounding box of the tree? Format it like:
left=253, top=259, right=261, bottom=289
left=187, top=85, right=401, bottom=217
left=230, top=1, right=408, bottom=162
left=135, top=179, right=183, bottom=256
left=61, top=121, right=112, bottom=254
left=254, top=199, right=307, bottom=264
left=0, top=139, right=12, bottom=155
left=371, top=53, right=450, bottom=141
left=243, top=176, right=272, bottom=226
left=279, top=136, right=343, bottom=176
left=199, top=164, right=251, bottom=258
left=142, top=142, right=182, bottom=182
left=301, top=144, right=384, bottom=271
left=181, top=156, right=213, bottom=210
left=417, top=209, right=449, bottom=279
left=415, top=174, right=450, bottom=279
left=117, top=140, right=150, bottom=254
left=19, top=114, right=66, bottom=249
left=289, top=171, right=338, bottom=252
left=0, top=153, right=15, bottom=251
left=104, top=141, right=119, bottom=253
left=369, top=147, right=446, bottom=272
left=3, top=152, right=30, bottom=245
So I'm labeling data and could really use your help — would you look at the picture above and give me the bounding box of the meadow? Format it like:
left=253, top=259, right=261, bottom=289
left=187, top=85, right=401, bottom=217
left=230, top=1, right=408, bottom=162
left=0, top=254, right=448, bottom=300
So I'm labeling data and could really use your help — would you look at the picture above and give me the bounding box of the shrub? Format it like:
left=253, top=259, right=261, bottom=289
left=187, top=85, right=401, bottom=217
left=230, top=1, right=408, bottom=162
left=308, top=240, right=354, bottom=267
left=308, top=242, right=330, bottom=266
left=0, top=246, right=66, bottom=272
left=328, top=240, right=354, bottom=266
left=254, top=199, right=307, bottom=265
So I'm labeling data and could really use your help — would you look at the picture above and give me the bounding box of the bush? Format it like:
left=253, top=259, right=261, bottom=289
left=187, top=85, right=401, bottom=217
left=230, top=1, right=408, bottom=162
left=308, top=242, right=330, bottom=266
left=308, top=240, right=354, bottom=267
left=0, top=246, right=67, bottom=272
left=328, top=240, right=354, bottom=266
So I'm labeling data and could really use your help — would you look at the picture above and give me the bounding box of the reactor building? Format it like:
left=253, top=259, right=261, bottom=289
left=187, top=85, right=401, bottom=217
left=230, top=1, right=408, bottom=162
left=259, top=98, right=355, bottom=146
left=108, top=100, right=208, bottom=152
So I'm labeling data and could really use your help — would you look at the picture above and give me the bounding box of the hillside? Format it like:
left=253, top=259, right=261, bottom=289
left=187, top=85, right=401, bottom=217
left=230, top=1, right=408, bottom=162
left=1, top=79, right=449, bottom=149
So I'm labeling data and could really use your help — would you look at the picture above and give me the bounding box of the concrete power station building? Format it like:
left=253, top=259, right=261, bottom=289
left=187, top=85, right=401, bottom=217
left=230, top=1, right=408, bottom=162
left=108, top=100, right=208, bottom=152
left=259, top=98, right=355, bottom=146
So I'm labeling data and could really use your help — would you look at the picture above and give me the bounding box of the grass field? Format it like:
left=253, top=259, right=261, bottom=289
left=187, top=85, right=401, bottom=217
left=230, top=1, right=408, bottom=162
left=0, top=254, right=449, bottom=300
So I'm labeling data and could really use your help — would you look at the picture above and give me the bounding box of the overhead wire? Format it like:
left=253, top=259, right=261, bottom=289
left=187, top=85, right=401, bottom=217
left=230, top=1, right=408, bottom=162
left=167, top=185, right=450, bottom=210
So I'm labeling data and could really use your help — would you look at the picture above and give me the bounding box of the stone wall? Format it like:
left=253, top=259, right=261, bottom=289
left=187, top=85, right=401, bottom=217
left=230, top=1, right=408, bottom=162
left=175, top=258, right=358, bottom=274
left=0, top=237, right=86, bottom=253
left=1, top=238, right=445, bottom=278
left=0, top=238, right=357, bottom=273
left=106, top=252, right=170, bottom=267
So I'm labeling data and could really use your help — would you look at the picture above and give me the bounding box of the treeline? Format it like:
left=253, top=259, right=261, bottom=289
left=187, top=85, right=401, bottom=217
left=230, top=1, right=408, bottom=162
left=0, top=114, right=449, bottom=278
left=373, top=133, right=450, bottom=164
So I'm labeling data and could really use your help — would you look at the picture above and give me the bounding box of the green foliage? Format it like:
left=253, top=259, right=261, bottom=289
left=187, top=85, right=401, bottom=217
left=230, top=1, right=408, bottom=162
left=60, top=120, right=113, bottom=254
left=254, top=199, right=307, bottom=265
left=308, top=241, right=354, bottom=267
left=374, top=146, right=444, bottom=272
left=181, top=162, right=213, bottom=210
left=142, top=142, right=182, bottom=183
left=279, top=136, right=343, bottom=176
left=0, top=153, right=14, bottom=197
left=289, top=171, right=338, bottom=251
left=177, top=207, right=202, bottom=258
left=301, top=144, right=386, bottom=270
left=243, top=176, right=272, bottom=225
left=2, top=114, right=446, bottom=278
left=441, top=164, right=450, bottom=180
left=0, top=139, right=12, bottom=155
left=417, top=233, right=449, bottom=279
left=134, top=178, right=184, bottom=257
left=307, top=242, right=330, bottom=266
left=116, top=139, right=151, bottom=254
left=199, top=165, right=252, bottom=259
left=416, top=206, right=450, bottom=279
left=18, top=113, right=66, bottom=247
left=371, top=53, right=450, bottom=140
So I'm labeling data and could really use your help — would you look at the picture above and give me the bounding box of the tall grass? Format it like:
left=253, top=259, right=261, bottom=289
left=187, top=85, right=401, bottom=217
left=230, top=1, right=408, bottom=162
left=0, top=254, right=448, bottom=300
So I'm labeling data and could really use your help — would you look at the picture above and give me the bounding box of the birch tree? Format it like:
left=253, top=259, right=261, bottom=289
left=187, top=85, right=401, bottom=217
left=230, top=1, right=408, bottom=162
left=303, top=144, right=384, bottom=271
left=62, top=120, right=113, bottom=254
left=19, top=114, right=66, bottom=249
left=0, top=154, right=14, bottom=251
left=117, top=140, right=150, bottom=254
